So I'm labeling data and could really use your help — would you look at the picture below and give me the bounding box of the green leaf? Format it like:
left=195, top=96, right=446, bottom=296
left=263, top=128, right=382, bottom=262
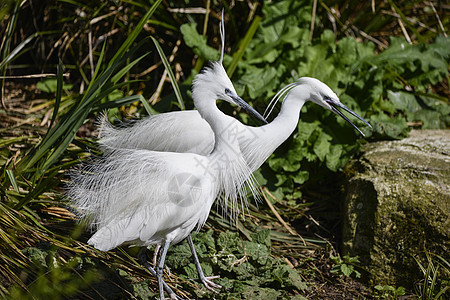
left=36, top=79, right=73, bottom=93
left=340, top=263, right=354, bottom=277
left=217, top=231, right=241, bottom=253
left=325, top=144, right=343, bottom=172
left=48, top=60, right=64, bottom=131
left=370, top=114, right=409, bottom=139
left=96, top=94, right=145, bottom=111
left=238, top=65, right=279, bottom=99
left=0, top=33, right=38, bottom=71
left=250, top=229, right=271, bottom=247
left=287, top=267, right=308, bottom=290
left=313, top=131, right=331, bottom=162
left=180, top=23, right=219, bottom=61
left=106, top=89, right=123, bottom=101
left=412, top=110, right=445, bottom=129
left=268, top=157, right=300, bottom=172
left=293, top=170, right=309, bottom=184
left=387, top=90, right=420, bottom=112
left=110, top=53, right=148, bottom=84
left=243, top=239, right=270, bottom=263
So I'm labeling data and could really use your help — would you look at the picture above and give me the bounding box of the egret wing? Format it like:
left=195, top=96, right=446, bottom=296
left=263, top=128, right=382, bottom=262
left=99, top=111, right=214, bottom=155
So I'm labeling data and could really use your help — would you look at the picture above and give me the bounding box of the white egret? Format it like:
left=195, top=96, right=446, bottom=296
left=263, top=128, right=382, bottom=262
left=93, top=78, right=371, bottom=298
left=73, top=13, right=372, bottom=300
left=69, top=33, right=268, bottom=300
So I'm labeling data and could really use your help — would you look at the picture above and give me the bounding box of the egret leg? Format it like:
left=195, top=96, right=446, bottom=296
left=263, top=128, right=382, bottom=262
left=153, top=244, right=161, bottom=266
left=157, top=241, right=171, bottom=300
left=187, top=234, right=222, bottom=292
left=138, top=247, right=180, bottom=300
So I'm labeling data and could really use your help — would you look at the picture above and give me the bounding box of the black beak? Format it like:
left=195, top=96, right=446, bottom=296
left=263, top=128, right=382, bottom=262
left=325, top=99, right=372, bottom=137
left=226, top=90, right=268, bottom=124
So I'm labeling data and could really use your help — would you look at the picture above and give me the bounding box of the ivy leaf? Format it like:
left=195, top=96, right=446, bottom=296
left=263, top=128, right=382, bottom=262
left=180, top=23, right=219, bottom=61
left=313, top=131, right=332, bottom=162
left=340, top=264, right=354, bottom=277
left=250, top=229, right=271, bottom=246
left=293, top=170, right=309, bottom=184
left=325, top=144, right=343, bottom=172
left=37, top=79, right=72, bottom=93
left=387, top=90, right=421, bottom=112
left=238, top=65, right=279, bottom=98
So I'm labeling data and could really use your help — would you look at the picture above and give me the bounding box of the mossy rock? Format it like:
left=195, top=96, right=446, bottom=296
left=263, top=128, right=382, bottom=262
left=342, top=130, right=449, bottom=288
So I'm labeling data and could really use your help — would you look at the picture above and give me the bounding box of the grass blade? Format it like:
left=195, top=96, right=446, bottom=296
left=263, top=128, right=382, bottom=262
left=82, top=41, right=107, bottom=103
left=19, top=40, right=147, bottom=175
left=6, top=170, right=18, bottom=193
left=140, top=96, right=155, bottom=115
left=111, top=53, right=149, bottom=84
left=151, top=36, right=185, bottom=110
left=0, top=0, right=20, bottom=62
left=0, top=33, right=37, bottom=71
left=48, top=59, right=64, bottom=130
left=227, top=15, right=261, bottom=77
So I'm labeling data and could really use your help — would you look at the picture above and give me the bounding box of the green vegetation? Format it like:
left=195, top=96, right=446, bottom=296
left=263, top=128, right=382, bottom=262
left=415, top=252, right=450, bottom=299
left=330, top=255, right=361, bottom=279
left=0, top=0, right=448, bottom=298
left=374, top=284, right=406, bottom=299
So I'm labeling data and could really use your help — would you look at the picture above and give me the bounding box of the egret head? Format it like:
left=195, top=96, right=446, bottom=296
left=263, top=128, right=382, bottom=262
left=193, top=62, right=267, bottom=124
left=294, top=77, right=371, bottom=136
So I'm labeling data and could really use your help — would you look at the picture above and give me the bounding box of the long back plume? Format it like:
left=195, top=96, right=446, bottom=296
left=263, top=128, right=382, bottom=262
left=219, top=9, right=225, bottom=64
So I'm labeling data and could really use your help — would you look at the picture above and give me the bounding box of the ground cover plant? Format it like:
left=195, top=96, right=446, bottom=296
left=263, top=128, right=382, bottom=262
left=1, top=0, right=449, bottom=298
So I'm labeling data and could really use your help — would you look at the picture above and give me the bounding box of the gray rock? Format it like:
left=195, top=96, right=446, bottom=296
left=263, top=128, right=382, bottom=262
left=342, top=130, right=450, bottom=288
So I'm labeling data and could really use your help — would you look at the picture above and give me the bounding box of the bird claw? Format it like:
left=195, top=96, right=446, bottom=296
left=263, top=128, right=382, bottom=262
left=196, top=275, right=222, bottom=293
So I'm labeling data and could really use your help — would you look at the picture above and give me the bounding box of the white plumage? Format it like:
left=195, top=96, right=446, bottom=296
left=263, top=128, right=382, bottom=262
left=70, top=71, right=372, bottom=300
left=89, top=78, right=372, bottom=255
left=70, top=61, right=265, bottom=246
left=69, top=11, right=371, bottom=298
left=68, top=61, right=266, bottom=299
left=233, top=77, right=372, bottom=172
left=80, top=76, right=372, bottom=253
